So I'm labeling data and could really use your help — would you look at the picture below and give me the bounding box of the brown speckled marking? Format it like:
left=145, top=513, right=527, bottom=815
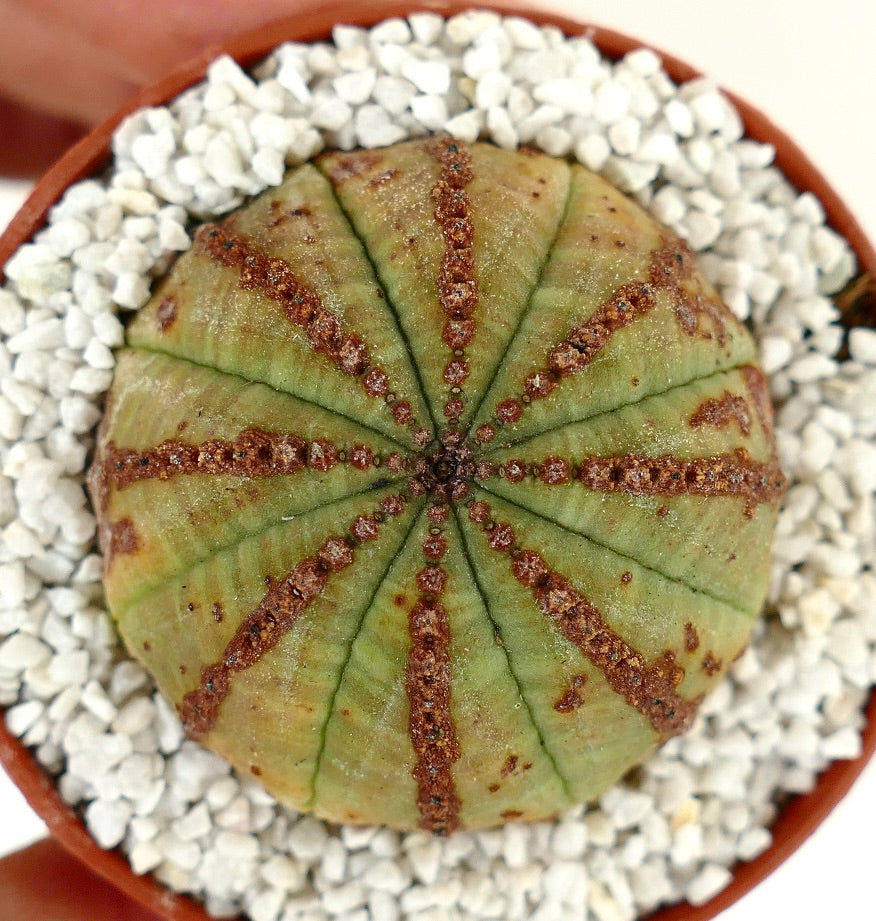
left=573, top=450, right=786, bottom=518
left=429, top=137, right=478, bottom=420
left=385, top=452, right=406, bottom=474
left=502, top=460, right=528, bottom=484
left=363, top=367, right=389, bottom=397
left=496, top=400, right=522, bottom=425
left=369, top=168, right=398, bottom=188
left=620, top=571, right=633, bottom=585
left=501, top=809, right=524, bottom=820
left=193, top=224, right=427, bottom=441
left=539, top=457, right=571, bottom=486
left=211, top=603, right=224, bottom=624
left=650, top=240, right=729, bottom=346
left=381, top=494, right=407, bottom=517
left=422, top=534, right=448, bottom=559
left=181, top=558, right=328, bottom=735
left=405, top=523, right=461, bottom=834
left=417, top=565, right=448, bottom=595
left=392, top=401, right=414, bottom=426
left=99, top=430, right=390, bottom=491
left=195, top=225, right=368, bottom=374
left=684, top=622, right=700, bottom=652
left=475, top=460, right=495, bottom=481
left=501, top=754, right=519, bottom=777
left=156, top=295, right=177, bottom=332
left=689, top=391, right=751, bottom=436
left=107, top=517, right=139, bottom=562
left=490, top=237, right=733, bottom=426
left=349, top=445, right=374, bottom=470
left=475, top=423, right=495, bottom=444
left=702, top=652, right=722, bottom=675
left=553, top=674, right=587, bottom=713
left=444, top=359, right=469, bottom=386
left=740, top=364, right=775, bottom=439
left=351, top=515, right=380, bottom=543
left=492, top=278, right=654, bottom=422
left=471, top=501, right=699, bottom=736
left=321, top=149, right=385, bottom=185
left=274, top=202, right=311, bottom=222
left=178, top=498, right=400, bottom=736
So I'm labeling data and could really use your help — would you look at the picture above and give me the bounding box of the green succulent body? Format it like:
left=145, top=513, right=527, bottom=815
left=89, top=138, right=783, bottom=832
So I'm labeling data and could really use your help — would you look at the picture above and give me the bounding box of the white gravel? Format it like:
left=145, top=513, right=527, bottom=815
left=1, top=10, right=874, bottom=921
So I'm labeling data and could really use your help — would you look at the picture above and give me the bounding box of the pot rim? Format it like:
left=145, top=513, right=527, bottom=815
left=1, top=3, right=874, bottom=920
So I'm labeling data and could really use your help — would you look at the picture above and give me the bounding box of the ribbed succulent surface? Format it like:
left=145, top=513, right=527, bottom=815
left=89, top=138, right=784, bottom=832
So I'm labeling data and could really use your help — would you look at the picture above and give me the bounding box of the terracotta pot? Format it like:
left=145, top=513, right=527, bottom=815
left=1, top=2, right=874, bottom=919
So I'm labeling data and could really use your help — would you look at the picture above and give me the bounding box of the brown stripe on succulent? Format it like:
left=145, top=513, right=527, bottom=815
left=571, top=450, right=786, bottom=518
left=553, top=675, right=587, bottom=713
left=179, top=498, right=403, bottom=737
left=429, top=136, right=478, bottom=423
left=192, top=224, right=428, bottom=441
left=100, top=430, right=397, bottom=492
left=106, top=517, right=140, bottom=564
left=156, top=295, right=177, bottom=332
left=466, top=499, right=700, bottom=737
left=405, top=516, right=460, bottom=834
left=487, top=237, right=733, bottom=428
left=320, top=149, right=386, bottom=186
left=689, top=391, right=752, bottom=435
left=740, top=364, right=775, bottom=439
left=649, top=239, right=729, bottom=346
left=702, top=652, right=723, bottom=676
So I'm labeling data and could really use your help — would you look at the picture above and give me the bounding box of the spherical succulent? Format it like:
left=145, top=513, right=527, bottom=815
left=88, top=137, right=784, bottom=833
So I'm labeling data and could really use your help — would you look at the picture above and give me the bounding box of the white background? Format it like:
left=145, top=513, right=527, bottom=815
left=1, top=1, right=874, bottom=917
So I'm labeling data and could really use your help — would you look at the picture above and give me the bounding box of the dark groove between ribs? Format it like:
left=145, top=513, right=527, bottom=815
left=101, top=430, right=387, bottom=491
left=466, top=499, right=699, bottom=736
left=193, top=224, right=426, bottom=440
left=430, top=137, right=477, bottom=423
left=180, top=495, right=407, bottom=736
left=406, top=503, right=461, bottom=834
left=489, top=238, right=733, bottom=426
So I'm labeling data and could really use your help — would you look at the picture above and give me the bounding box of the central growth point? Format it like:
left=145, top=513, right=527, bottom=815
left=411, top=429, right=477, bottom=503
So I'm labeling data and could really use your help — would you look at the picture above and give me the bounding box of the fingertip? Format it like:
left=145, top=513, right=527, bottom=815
left=0, top=838, right=163, bottom=921
left=0, top=95, right=86, bottom=178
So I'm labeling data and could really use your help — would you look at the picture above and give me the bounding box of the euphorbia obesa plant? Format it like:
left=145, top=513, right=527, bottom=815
left=89, top=137, right=784, bottom=832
